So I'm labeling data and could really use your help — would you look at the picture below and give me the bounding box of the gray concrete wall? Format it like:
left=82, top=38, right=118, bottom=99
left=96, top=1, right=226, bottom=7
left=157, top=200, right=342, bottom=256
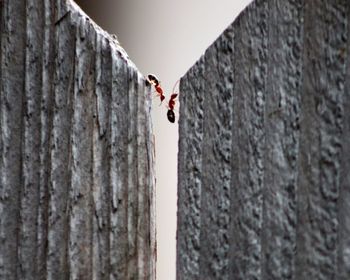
left=0, top=0, right=156, bottom=279
left=177, top=0, right=350, bottom=279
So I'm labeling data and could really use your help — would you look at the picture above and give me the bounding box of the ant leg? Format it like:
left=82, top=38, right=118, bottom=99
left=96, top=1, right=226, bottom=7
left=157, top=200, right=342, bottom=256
left=150, top=91, right=162, bottom=100
left=172, top=80, right=180, bottom=94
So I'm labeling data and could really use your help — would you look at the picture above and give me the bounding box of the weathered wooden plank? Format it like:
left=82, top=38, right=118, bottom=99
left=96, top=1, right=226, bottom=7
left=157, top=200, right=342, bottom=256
left=295, top=1, right=348, bottom=279
left=0, top=1, right=155, bottom=279
left=136, top=72, right=151, bottom=278
left=68, top=15, right=95, bottom=280
left=92, top=33, right=112, bottom=280
left=230, top=1, right=268, bottom=279
left=337, top=5, right=350, bottom=279
left=126, top=67, right=139, bottom=279
left=37, top=0, right=55, bottom=278
left=17, top=0, right=44, bottom=279
left=0, top=0, right=26, bottom=278
left=109, top=45, right=130, bottom=280
left=260, top=1, right=303, bottom=279
left=177, top=0, right=350, bottom=279
left=146, top=85, right=156, bottom=280
left=176, top=56, right=205, bottom=279
left=198, top=25, right=234, bottom=280
left=47, top=9, right=75, bottom=280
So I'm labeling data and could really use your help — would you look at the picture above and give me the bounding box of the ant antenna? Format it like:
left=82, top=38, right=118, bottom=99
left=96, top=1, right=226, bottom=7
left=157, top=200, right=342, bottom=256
left=172, top=80, right=180, bottom=94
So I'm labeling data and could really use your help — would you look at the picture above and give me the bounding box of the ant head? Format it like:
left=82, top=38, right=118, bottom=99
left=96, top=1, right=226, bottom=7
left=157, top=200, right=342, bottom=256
left=147, top=74, right=160, bottom=87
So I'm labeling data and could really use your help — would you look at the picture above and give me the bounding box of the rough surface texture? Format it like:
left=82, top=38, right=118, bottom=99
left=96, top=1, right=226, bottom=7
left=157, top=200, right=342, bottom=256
left=0, top=0, right=156, bottom=279
left=177, top=0, right=350, bottom=279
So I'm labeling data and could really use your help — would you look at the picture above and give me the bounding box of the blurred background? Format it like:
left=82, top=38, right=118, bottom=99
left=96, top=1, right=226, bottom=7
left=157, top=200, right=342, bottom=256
left=74, top=1, right=252, bottom=279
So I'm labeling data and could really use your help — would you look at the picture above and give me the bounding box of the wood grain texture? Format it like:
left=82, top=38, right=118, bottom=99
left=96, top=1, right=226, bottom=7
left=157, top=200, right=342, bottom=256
left=0, top=1, right=155, bottom=279
left=198, top=25, right=234, bottom=280
left=0, top=0, right=26, bottom=279
left=261, top=1, right=303, bottom=279
left=177, top=0, right=350, bottom=279
left=177, top=57, right=205, bottom=280
left=296, top=1, right=348, bottom=279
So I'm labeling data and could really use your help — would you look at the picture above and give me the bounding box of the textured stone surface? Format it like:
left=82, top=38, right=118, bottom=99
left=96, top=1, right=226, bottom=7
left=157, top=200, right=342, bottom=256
left=0, top=0, right=156, bottom=279
left=177, top=0, right=350, bottom=279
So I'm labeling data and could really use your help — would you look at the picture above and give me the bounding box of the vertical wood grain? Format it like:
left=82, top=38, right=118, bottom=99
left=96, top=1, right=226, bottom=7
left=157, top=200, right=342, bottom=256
left=0, top=1, right=155, bottom=279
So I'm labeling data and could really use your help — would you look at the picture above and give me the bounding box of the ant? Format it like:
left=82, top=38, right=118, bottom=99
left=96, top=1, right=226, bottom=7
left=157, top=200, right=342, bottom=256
left=147, top=74, right=180, bottom=123
left=147, top=74, right=165, bottom=103
left=166, top=80, right=179, bottom=123
left=167, top=93, right=178, bottom=123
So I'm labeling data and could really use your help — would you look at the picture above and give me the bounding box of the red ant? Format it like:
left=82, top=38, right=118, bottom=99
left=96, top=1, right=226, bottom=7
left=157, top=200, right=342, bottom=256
left=148, top=74, right=165, bottom=103
left=166, top=80, right=179, bottom=123
left=167, top=94, right=178, bottom=123
left=147, top=74, right=180, bottom=123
